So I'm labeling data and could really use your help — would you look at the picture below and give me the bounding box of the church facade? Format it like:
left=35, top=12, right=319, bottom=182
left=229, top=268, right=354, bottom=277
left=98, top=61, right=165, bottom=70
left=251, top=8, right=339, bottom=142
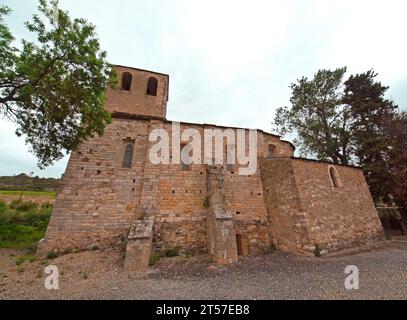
left=38, top=66, right=384, bottom=270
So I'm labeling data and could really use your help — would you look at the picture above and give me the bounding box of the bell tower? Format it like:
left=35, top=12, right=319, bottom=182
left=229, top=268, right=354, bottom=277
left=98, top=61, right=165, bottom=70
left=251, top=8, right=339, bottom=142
left=105, top=65, right=169, bottom=119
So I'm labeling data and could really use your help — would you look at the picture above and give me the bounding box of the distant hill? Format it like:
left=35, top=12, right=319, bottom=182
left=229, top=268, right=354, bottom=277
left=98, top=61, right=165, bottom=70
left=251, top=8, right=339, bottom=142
left=0, top=173, right=60, bottom=192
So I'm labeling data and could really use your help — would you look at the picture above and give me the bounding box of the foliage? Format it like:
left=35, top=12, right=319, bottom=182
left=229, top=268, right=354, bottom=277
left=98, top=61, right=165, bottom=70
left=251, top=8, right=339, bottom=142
left=274, top=67, right=402, bottom=203
left=314, top=244, right=321, bottom=257
left=0, top=0, right=116, bottom=168
left=203, top=197, right=209, bottom=208
left=164, top=247, right=179, bottom=257
left=380, top=112, right=407, bottom=208
left=274, top=68, right=351, bottom=164
left=15, top=254, right=36, bottom=265
left=0, top=200, right=51, bottom=248
left=46, top=251, right=58, bottom=259
left=149, top=253, right=160, bottom=266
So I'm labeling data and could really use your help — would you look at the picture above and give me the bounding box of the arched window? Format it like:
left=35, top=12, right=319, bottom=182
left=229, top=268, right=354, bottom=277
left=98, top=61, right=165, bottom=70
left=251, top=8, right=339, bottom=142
left=329, top=166, right=342, bottom=188
left=121, top=72, right=132, bottom=91
left=268, top=144, right=277, bottom=159
left=146, top=77, right=158, bottom=96
left=122, top=144, right=134, bottom=168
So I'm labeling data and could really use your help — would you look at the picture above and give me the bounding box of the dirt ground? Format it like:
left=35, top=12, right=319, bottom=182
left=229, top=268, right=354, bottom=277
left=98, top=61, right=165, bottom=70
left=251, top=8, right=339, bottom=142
left=0, top=194, right=55, bottom=205
left=0, top=240, right=406, bottom=300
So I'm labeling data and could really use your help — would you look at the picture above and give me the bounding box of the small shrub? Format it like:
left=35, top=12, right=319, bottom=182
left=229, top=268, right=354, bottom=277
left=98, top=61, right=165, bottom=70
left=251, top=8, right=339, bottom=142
left=17, top=266, right=25, bottom=273
left=16, top=254, right=36, bottom=265
left=203, top=197, right=210, bottom=208
left=265, top=244, right=276, bottom=254
left=165, top=247, right=179, bottom=257
left=149, top=253, right=160, bottom=266
left=41, top=203, right=53, bottom=210
left=385, top=234, right=392, bottom=241
left=0, top=201, right=6, bottom=214
left=9, top=200, right=37, bottom=212
left=46, top=251, right=59, bottom=260
left=15, top=256, right=25, bottom=266
left=63, top=248, right=73, bottom=255
left=184, top=249, right=196, bottom=258
left=81, top=271, right=89, bottom=279
left=26, top=243, right=38, bottom=254
left=314, top=244, right=321, bottom=257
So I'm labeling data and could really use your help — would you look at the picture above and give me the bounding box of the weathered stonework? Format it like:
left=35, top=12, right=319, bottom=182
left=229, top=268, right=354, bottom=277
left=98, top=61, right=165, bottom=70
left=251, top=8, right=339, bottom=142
left=206, top=165, right=238, bottom=264
left=123, top=216, right=154, bottom=272
left=37, top=66, right=385, bottom=268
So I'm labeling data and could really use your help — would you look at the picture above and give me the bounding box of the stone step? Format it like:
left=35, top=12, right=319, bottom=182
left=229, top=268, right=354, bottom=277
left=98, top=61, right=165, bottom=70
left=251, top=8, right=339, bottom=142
left=123, top=216, right=154, bottom=272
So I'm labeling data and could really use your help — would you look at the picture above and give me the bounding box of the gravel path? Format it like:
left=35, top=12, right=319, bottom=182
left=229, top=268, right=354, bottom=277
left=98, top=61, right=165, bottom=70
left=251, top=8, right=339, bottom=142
left=0, top=242, right=406, bottom=300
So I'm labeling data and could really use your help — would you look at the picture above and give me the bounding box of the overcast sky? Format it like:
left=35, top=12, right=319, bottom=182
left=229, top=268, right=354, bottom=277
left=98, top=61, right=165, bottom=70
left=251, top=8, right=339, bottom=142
left=1, top=0, right=406, bottom=177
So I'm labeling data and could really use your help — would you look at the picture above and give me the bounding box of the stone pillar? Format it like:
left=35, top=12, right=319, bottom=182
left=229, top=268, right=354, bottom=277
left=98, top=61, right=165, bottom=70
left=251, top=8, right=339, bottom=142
left=206, top=165, right=238, bottom=264
left=124, top=216, right=154, bottom=272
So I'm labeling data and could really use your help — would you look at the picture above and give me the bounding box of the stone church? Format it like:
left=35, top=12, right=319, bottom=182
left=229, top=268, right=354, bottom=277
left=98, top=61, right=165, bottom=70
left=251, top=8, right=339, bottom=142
left=38, top=65, right=384, bottom=271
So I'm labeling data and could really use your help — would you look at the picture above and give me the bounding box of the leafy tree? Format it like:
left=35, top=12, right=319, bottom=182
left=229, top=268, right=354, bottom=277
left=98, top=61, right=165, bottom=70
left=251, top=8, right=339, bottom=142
left=274, top=67, right=401, bottom=203
left=274, top=67, right=353, bottom=164
left=342, top=70, right=398, bottom=201
left=0, top=0, right=116, bottom=168
left=381, top=112, right=407, bottom=210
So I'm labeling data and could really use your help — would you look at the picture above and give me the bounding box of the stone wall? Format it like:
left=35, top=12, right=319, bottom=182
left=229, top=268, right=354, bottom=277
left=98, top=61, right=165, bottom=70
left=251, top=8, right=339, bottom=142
left=291, top=159, right=384, bottom=253
left=260, top=157, right=384, bottom=255
left=38, top=115, right=294, bottom=256
left=38, top=117, right=153, bottom=254
left=260, top=158, right=312, bottom=253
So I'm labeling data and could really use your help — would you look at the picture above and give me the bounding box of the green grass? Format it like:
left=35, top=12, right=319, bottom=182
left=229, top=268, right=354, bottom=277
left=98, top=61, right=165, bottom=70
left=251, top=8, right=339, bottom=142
left=0, top=190, right=56, bottom=197
left=0, top=200, right=52, bottom=249
left=15, top=254, right=36, bottom=265
left=149, top=253, right=161, bottom=266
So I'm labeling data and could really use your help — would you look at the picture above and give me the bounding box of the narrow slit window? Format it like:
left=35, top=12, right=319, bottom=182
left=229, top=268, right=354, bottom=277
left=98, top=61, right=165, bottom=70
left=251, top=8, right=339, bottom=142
left=329, top=166, right=341, bottom=187
left=122, top=144, right=134, bottom=168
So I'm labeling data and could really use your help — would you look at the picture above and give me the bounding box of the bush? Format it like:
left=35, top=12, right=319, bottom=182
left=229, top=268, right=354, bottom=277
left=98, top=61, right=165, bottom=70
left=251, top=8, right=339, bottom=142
left=15, top=255, right=36, bottom=265
left=149, top=253, right=161, bottom=266
left=314, top=244, right=321, bottom=257
left=46, top=252, right=59, bottom=260
left=9, top=200, right=38, bottom=212
left=0, top=201, right=6, bottom=214
left=203, top=197, right=210, bottom=208
left=0, top=201, right=51, bottom=249
left=165, top=247, right=179, bottom=257
left=265, top=244, right=277, bottom=254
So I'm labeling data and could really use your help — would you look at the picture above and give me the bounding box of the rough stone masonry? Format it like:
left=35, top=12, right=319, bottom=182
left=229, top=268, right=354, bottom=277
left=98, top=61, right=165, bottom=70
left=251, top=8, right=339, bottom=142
left=37, top=65, right=384, bottom=270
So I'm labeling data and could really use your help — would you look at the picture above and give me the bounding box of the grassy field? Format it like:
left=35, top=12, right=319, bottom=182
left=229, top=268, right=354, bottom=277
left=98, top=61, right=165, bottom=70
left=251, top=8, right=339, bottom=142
left=0, top=200, right=52, bottom=250
left=0, top=190, right=57, bottom=197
